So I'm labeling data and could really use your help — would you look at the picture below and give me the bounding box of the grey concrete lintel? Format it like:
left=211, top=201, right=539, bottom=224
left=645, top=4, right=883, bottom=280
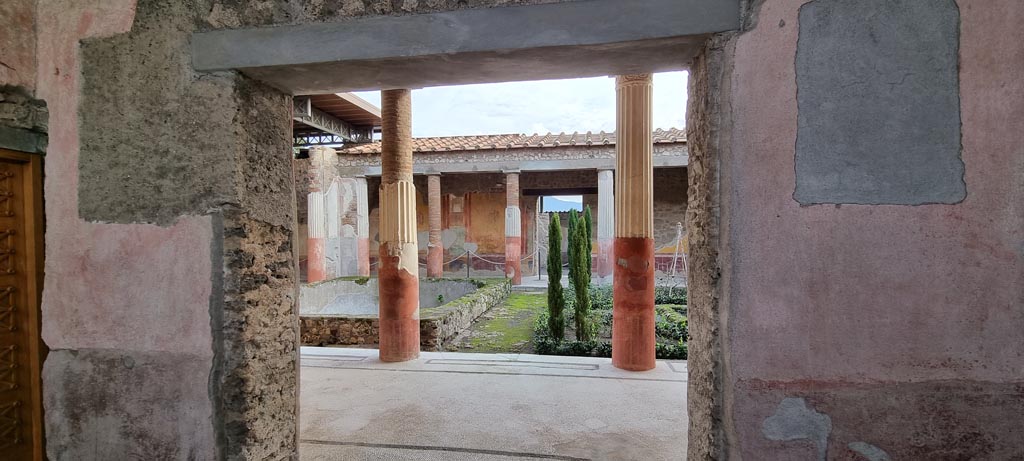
left=192, top=0, right=740, bottom=93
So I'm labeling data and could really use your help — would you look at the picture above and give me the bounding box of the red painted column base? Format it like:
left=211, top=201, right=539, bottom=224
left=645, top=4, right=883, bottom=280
left=307, top=237, right=327, bottom=283
left=378, top=243, right=420, bottom=362
left=505, top=236, right=522, bottom=285
left=612, top=237, right=656, bottom=371
left=597, top=239, right=614, bottom=278
left=357, top=238, right=370, bottom=277
left=426, top=245, right=443, bottom=278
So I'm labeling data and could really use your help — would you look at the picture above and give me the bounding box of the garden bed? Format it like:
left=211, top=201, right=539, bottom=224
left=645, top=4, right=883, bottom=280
left=299, top=277, right=510, bottom=350
left=533, top=284, right=689, bottom=359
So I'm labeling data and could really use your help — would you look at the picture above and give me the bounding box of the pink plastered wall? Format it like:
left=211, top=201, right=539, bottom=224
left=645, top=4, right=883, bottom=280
left=27, top=3, right=218, bottom=457
left=0, top=0, right=37, bottom=90
left=725, top=0, right=1023, bottom=458
left=36, top=0, right=213, bottom=356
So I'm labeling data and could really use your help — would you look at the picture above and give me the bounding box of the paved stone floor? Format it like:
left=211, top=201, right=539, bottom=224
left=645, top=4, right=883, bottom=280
left=300, top=347, right=688, bottom=460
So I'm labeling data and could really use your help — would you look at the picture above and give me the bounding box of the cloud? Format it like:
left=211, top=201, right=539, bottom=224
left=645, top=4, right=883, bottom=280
left=353, top=71, right=687, bottom=137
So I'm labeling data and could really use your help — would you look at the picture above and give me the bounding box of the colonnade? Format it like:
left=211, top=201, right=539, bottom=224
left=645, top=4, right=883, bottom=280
left=305, top=74, right=656, bottom=369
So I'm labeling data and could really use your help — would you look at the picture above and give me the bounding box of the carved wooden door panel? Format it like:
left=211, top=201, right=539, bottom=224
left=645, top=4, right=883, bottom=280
left=0, top=149, right=44, bottom=460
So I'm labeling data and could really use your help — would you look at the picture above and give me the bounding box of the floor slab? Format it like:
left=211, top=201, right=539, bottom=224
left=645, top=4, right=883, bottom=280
left=300, top=348, right=687, bottom=460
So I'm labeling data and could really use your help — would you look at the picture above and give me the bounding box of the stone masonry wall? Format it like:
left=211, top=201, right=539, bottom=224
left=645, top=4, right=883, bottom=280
left=685, top=33, right=730, bottom=461
left=0, top=85, right=48, bottom=153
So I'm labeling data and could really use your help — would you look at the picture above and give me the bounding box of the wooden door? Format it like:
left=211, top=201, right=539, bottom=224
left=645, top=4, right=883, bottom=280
left=0, top=149, right=44, bottom=460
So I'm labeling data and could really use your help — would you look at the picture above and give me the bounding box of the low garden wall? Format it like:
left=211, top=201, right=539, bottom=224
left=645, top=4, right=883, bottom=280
left=300, top=278, right=510, bottom=350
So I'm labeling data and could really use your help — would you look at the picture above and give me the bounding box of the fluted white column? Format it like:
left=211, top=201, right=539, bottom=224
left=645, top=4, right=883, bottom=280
left=597, top=169, right=615, bottom=278
left=612, top=74, right=656, bottom=372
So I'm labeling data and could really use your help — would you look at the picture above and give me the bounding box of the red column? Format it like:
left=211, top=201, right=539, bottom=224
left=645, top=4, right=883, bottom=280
left=612, top=74, right=656, bottom=371
left=356, top=176, right=370, bottom=277
left=426, top=174, right=443, bottom=278
left=378, top=89, right=420, bottom=362
left=307, top=189, right=327, bottom=283
left=504, top=172, right=522, bottom=285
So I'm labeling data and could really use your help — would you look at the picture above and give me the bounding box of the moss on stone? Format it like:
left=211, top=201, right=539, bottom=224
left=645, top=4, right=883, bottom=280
left=461, top=292, right=547, bottom=353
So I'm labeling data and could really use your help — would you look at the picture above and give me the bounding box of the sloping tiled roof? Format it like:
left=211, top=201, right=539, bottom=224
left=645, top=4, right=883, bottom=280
left=336, top=128, right=686, bottom=155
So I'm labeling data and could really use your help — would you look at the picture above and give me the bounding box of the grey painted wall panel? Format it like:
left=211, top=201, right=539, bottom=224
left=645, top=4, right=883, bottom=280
left=794, top=0, right=965, bottom=205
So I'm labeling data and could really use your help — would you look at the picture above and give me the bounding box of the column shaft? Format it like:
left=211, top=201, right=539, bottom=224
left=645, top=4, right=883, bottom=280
left=306, top=146, right=338, bottom=283
left=426, top=175, right=443, bottom=277
left=307, top=190, right=326, bottom=283
left=378, top=89, right=420, bottom=362
left=612, top=74, right=656, bottom=372
left=597, top=169, right=615, bottom=278
left=355, top=176, right=370, bottom=277
left=504, top=172, right=522, bottom=285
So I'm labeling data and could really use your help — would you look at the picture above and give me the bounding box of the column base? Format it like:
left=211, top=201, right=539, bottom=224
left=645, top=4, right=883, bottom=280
left=378, top=242, right=420, bottom=362
left=357, top=237, right=370, bottom=277
left=308, top=237, right=326, bottom=283
left=426, top=245, right=443, bottom=278
left=612, top=237, right=655, bottom=371
left=505, top=236, right=522, bottom=285
left=597, top=238, right=614, bottom=278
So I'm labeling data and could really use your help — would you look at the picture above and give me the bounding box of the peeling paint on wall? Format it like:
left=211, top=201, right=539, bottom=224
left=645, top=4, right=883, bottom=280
left=762, top=397, right=832, bottom=461
left=848, top=441, right=891, bottom=461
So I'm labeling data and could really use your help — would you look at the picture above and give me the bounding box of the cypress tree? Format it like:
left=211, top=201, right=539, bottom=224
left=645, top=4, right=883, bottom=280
left=583, top=205, right=594, bottom=279
left=570, top=220, right=592, bottom=341
left=569, top=210, right=577, bottom=274
left=546, top=213, right=565, bottom=340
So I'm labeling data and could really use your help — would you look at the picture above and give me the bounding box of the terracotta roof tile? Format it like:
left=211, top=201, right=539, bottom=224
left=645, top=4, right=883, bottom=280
left=336, top=127, right=685, bottom=155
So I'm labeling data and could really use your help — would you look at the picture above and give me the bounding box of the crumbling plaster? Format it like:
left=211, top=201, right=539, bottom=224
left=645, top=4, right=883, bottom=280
left=0, top=0, right=37, bottom=90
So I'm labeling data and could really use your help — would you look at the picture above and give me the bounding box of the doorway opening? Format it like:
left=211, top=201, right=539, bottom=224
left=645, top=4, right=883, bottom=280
left=292, top=72, right=693, bottom=460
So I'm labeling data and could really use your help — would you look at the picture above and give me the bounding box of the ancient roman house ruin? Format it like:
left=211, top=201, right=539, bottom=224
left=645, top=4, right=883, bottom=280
left=0, top=0, right=1021, bottom=459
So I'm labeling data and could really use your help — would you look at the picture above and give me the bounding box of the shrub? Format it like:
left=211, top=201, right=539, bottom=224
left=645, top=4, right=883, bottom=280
left=655, top=319, right=688, bottom=341
left=589, top=284, right=613, bottom=310
left=546, top=214, right=566, bottom=340
left=655, top=340, right=688, bottom=360
left=655, top=286, right=687, bottom=305
left=655, top=305, right=688, bottom=341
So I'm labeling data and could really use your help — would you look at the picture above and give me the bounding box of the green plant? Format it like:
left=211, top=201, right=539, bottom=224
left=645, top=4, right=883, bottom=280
left=569, top=220, right=591, bottom=341
left=655, top=340, right=688, bottom=360
left=546, top=213, right=566, bottom=340
left=589, top=284, right=613, bottom=310
left=655, top=305, right=688, bottom=341
left=655, top=286, right=687, bottom=305
left=567, top=209, right=578, bottom=274
left=655, top=319, right=688, bottom=341
left=436, top=294, right=444, bottom=304
left=583, top=205, right=594, bottom=278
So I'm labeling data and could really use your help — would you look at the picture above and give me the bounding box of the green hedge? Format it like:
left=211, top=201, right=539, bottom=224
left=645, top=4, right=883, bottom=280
left=533, top=311, right=687, bottom=360
left=568, top=284, right=688, bottom=310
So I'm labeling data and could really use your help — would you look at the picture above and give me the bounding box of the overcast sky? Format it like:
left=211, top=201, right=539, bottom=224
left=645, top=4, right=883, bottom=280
left=353, top=71, right=687, bottom=138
